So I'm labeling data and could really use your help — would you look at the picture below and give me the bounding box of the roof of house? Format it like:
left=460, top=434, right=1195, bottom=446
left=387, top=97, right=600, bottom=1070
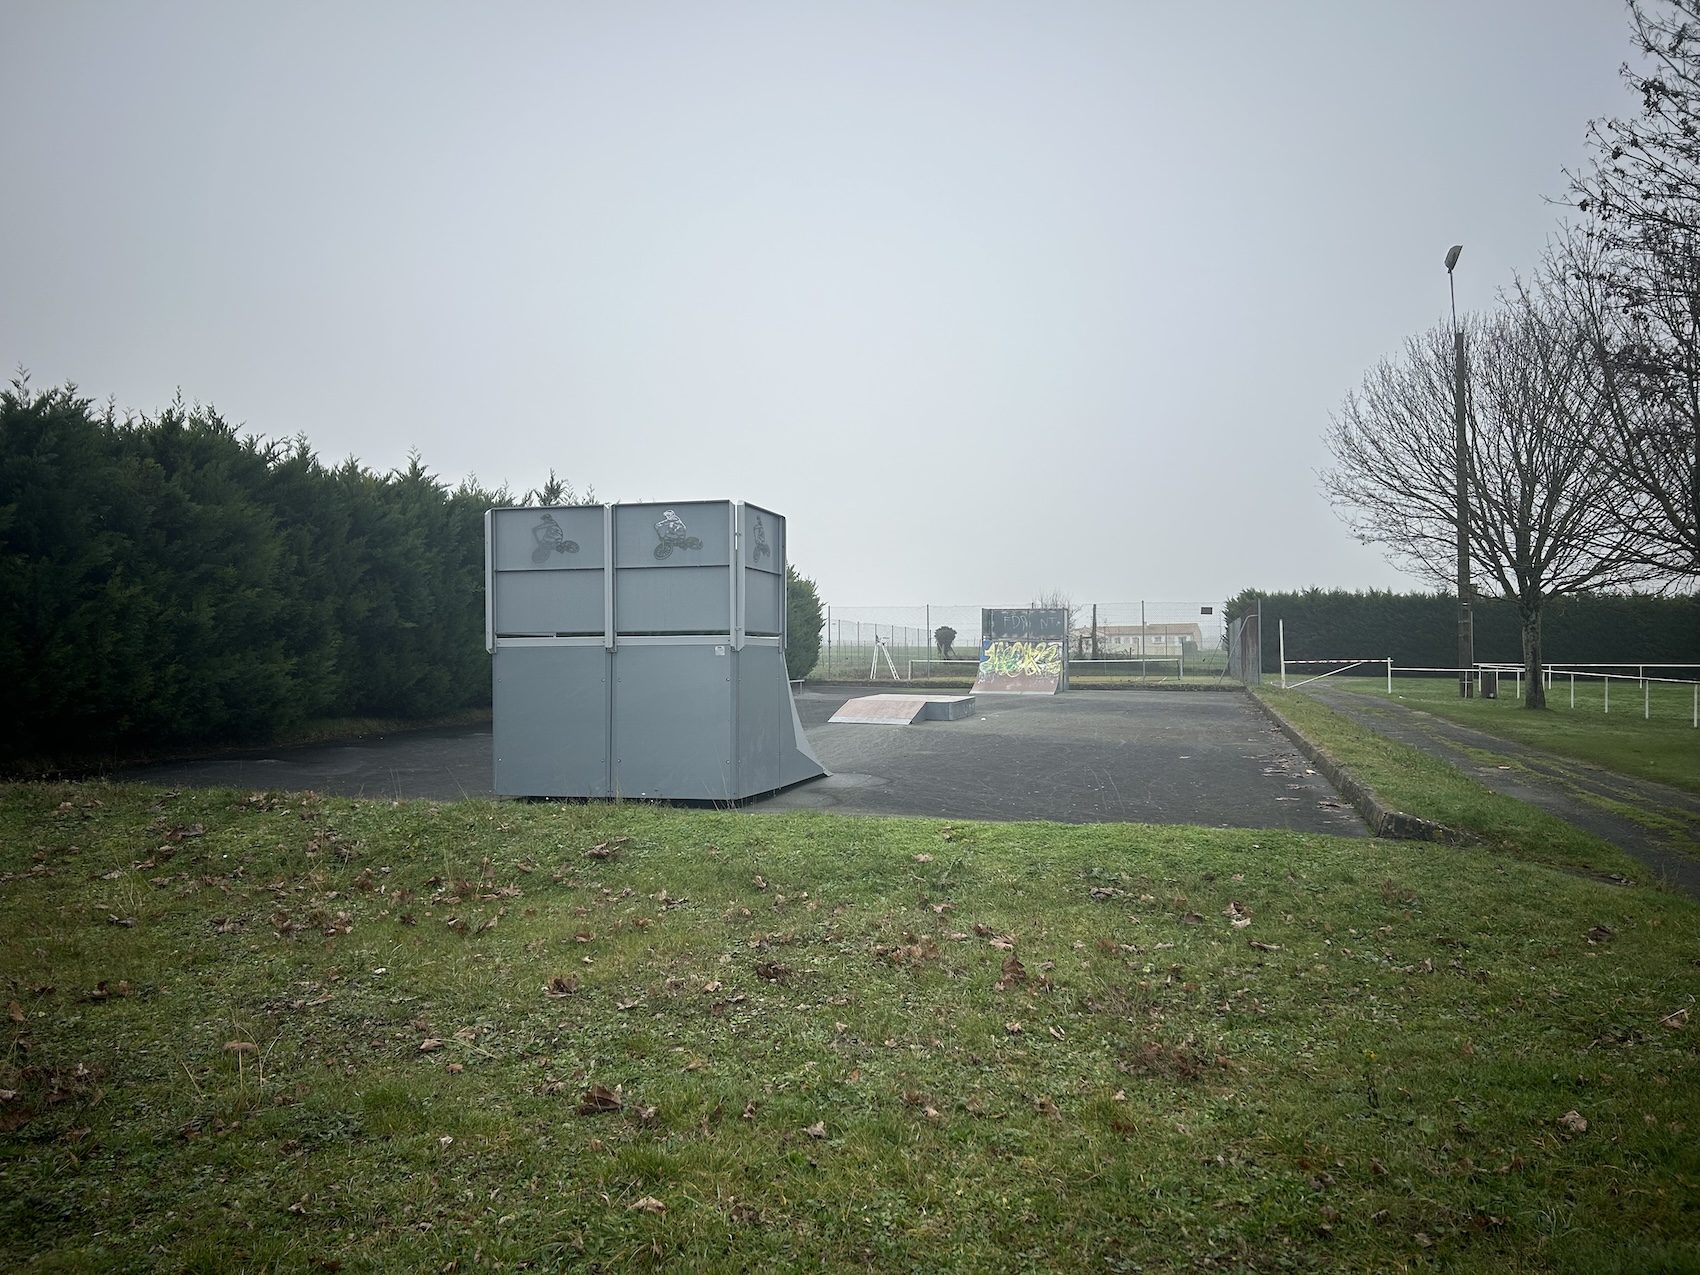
left=1079, top=623, right=1204, bottom=637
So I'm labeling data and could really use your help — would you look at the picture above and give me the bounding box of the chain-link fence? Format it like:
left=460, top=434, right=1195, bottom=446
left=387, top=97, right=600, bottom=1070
left=813, top=603, right=1227, bottom=682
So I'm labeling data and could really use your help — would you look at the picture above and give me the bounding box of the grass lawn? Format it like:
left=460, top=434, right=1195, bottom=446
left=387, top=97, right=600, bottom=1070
left=1254, top=689, right=1656, bottom=886
left=3, top=780, right=1698, bottom=1272
left=1321, top=675, right=1700, bottom=797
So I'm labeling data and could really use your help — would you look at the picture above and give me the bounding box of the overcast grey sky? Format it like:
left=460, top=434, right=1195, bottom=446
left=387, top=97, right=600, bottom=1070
left=1, top=1, right=1634, bottom=608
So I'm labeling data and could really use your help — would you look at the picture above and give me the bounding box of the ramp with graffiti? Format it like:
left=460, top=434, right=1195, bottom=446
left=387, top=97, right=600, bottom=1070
left=972, top=608, right=1067, bottom=695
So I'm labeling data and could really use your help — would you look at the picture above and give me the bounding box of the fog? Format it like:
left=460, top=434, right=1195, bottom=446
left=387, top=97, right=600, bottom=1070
left=0, top=1, right=1631, bottom=607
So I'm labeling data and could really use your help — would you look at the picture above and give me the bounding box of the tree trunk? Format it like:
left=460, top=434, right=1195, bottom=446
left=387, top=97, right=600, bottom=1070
left=1520, top=604, right=1546, bottom=710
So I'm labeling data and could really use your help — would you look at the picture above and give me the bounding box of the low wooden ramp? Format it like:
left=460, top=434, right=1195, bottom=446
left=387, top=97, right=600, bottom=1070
left=829, top=694, right=976, bottom=725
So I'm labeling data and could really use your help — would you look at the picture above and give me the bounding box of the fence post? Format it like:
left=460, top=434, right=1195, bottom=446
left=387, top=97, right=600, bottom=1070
left=1645, top=677, right=1650, bottom=720
left=1387, top=658, right=1392, bottom=695
left=1279, top=619, right=1286, bottom=689
left=1605, top=675, right=1609, bottom=714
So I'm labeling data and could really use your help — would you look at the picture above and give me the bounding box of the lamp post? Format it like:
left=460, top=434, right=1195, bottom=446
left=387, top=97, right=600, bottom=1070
left=1445, top=244, right=1473, bottom=698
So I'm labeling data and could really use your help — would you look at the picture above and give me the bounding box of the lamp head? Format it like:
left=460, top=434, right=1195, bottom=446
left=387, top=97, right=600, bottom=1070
left=1445, top=244, right=1463, bottom=272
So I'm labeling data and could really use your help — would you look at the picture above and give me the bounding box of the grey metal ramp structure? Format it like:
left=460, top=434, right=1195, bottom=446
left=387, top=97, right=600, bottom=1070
left=486, top=501, right=826, bottom=800
left=829, top=694, right=976, bottom=724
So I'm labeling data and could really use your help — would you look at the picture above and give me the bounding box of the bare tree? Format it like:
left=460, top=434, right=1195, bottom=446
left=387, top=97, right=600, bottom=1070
left=1323, top=285, right=1651, bottom=708
left=1030, top=590, right=1081, bottom=651
left=1552, top=227, right=1696, bottom=582
left=1567, top=0, right=1700, bottom=578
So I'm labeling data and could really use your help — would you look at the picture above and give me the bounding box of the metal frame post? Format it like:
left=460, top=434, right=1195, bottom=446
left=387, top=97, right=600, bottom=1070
left=1448, top=252, right=1474, bottom=699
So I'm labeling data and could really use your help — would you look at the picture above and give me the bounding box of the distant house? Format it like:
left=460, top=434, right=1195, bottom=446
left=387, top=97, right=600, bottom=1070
left=1073, top=622, right=1204, bottom=657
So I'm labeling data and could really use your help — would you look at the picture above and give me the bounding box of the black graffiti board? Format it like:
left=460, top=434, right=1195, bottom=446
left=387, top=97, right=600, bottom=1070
left=982, top=608, right=1068, bottom=642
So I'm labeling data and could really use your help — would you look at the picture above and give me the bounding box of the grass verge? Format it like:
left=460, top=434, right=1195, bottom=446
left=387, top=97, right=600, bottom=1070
left=1254, top=688, right=1650, bottom=885
left=1326, top=676, right=1700, bottom=796
left=2, top=782, right=1697, bottom=1271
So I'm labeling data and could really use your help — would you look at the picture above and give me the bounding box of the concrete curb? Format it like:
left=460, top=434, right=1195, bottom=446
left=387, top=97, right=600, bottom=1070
left=1248, top=688, right=1475, bottom=845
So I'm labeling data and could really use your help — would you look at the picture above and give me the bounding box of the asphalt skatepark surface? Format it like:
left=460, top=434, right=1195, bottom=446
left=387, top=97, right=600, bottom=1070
left=120, top=688, right=1369, bottom=836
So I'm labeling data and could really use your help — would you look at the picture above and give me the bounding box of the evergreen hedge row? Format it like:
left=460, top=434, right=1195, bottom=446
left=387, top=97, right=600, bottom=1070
left=0, top=380, right=496, bottom=761
left=1225, top=588, right=1700, bottom=673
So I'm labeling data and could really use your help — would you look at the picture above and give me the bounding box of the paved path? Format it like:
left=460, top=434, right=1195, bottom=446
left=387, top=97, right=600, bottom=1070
left=1307, top=686, right=1700, bottom=895
left=120, top=689, right=1368, bottom=836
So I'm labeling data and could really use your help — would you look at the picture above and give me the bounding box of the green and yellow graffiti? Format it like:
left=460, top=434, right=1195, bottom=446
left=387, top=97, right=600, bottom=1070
left=978, top=639, right=1063, bottom=680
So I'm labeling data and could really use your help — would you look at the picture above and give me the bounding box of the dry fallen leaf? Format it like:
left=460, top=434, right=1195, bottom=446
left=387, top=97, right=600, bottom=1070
left=223, top=1041, right=259, bottom=1055
left=1000, top=954, right=1027, bottom=985
left=1414, top=1232, right=1433, bottom=1248
left=628, top=1196, right=667, bottom=1214
left=7, top=1001, right=23, bottom=1023
left=1557, top=1110, right=1588, bottom=1135
left=804, top=1120, right=827, bottom=1139
left=1004, top=1021, right=1023, bottom=1035
left=445, top=1063, right=464, bottom=1074
left=1048, top=1025, right=1065, bottom=1041
left=913, top=853, right=933, bottom=863
left=1658, top=1008, right=1689, bottom=1029
left=544, top=975, right=579, bottom=998
left=1248, top=940, right=1281, bottom=952
left=579, top=1084, right=624, bottom=1115
left=419, top=1039, right=444, bottom=1052
left=1034, top=1096, right=1061, bottom=1119
left=741, top=1101, right=758, bottom=1120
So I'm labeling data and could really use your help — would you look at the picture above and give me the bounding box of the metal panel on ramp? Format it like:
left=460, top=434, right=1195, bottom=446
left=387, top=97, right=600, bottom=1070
left=493, top=644, right=610, bottom=797
left=486, top=501, right=826, bottom=800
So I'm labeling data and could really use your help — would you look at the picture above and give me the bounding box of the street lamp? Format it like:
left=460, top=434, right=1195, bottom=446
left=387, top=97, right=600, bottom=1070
left=1446, top=244, right=1473, bottom=698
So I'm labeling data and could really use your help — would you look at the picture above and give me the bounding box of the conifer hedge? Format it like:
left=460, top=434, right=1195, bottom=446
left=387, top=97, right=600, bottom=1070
left=1225, top=588, right=1700, bottom=673
left=0, top=379, right=497, bottom=760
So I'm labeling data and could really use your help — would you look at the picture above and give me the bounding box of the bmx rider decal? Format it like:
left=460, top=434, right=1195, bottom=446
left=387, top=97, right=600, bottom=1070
left=652, top=509, right=704, bottom=560
left=530, top=513, right=580, bottom=563
left=752, top=515, right=771, bottom=562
